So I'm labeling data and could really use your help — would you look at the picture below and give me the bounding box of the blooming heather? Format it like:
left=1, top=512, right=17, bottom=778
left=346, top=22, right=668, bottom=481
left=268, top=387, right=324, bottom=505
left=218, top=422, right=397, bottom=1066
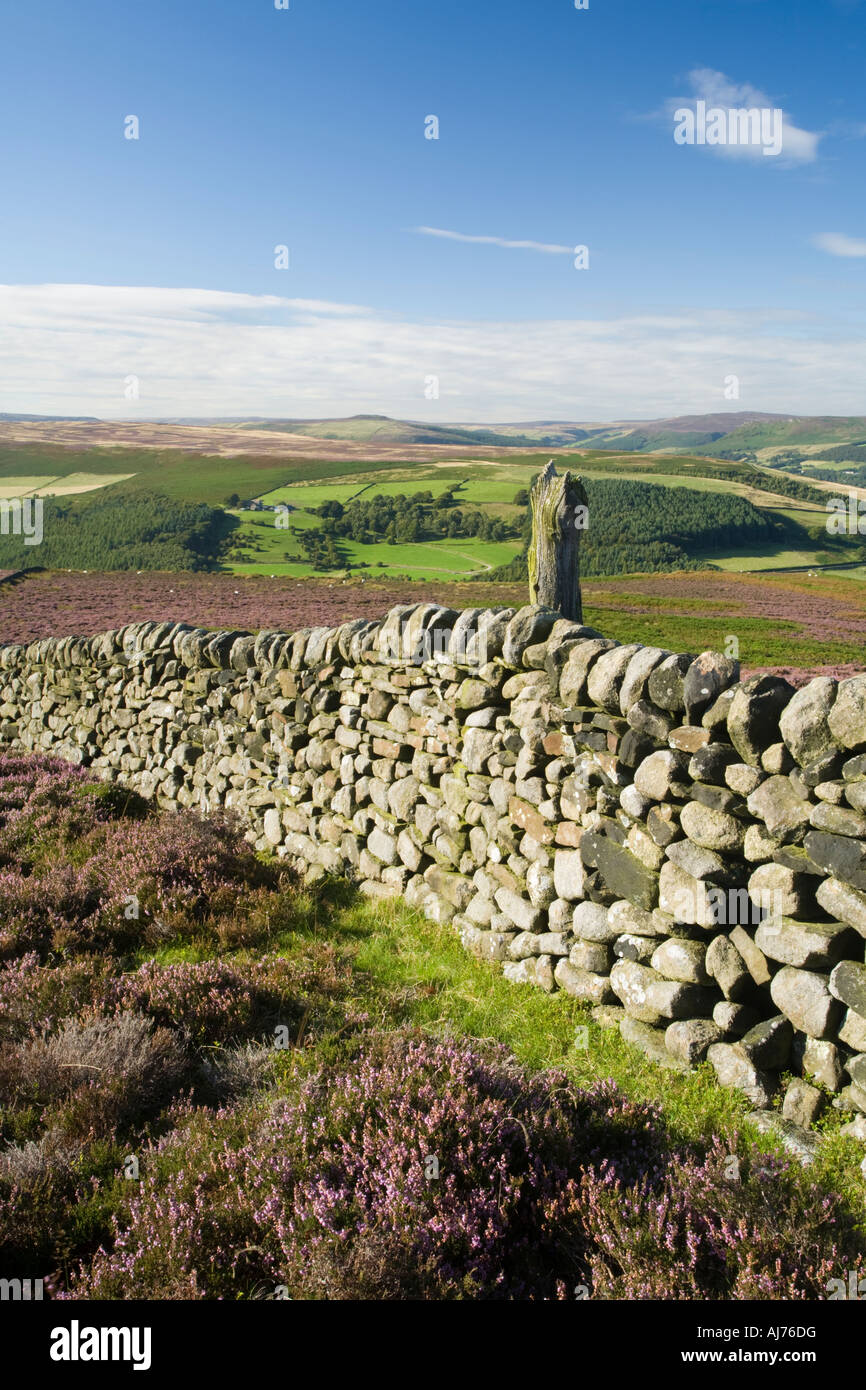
left=70, top=1035, right=864, bottom=1301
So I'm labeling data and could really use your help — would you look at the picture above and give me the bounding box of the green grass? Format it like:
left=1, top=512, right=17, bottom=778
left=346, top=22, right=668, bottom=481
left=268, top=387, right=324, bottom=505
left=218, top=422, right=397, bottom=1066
left=580, top=602, right=858, bottom=668
left=258, top=468, right=542, bottom=509
left=707, top=547, right=841, bottom=572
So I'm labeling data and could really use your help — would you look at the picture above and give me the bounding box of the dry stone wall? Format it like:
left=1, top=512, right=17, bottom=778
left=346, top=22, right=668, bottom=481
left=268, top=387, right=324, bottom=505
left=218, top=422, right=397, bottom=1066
left=3, top=601, right=866, bottom=1156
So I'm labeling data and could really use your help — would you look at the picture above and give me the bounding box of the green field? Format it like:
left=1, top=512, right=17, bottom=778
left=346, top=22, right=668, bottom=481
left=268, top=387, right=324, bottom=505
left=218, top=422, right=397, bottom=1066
left=0, top=471, right=135, bottom=496
left=707, top=547, right=839, bottom=572
left=224, top=510, right=521, bottom=577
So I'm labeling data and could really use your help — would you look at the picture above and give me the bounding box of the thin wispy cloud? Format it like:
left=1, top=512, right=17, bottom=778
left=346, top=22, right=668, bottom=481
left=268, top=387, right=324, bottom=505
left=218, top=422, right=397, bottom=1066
left=665, top=68, right=821, bottom=164
left=813, top=232, right=866, bottom=258
left=415, top=227, right=573, bottom=255
left=2, top=283, right=866, bottom=421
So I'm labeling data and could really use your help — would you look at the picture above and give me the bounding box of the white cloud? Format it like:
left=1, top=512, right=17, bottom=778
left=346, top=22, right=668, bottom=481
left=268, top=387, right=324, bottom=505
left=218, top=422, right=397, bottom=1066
left=667, top=68, right=821, bottom=163
left=813, top=232, right=866, bottom=258
left=415, top=227, right=573, bottom=255
left=1, top=282, right=865, bottom=420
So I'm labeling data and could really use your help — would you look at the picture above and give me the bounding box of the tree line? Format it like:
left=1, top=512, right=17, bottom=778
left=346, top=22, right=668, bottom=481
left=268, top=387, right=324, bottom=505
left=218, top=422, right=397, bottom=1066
left=0, top=493, right=230, bottom=572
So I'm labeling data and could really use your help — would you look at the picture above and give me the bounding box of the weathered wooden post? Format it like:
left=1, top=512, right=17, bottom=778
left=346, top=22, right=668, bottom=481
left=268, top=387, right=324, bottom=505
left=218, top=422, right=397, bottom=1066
left=528, top=459, right=588, bottom=621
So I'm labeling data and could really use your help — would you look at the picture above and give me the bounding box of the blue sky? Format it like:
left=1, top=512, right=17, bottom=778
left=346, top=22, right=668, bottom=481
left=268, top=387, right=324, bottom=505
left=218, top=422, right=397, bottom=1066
left=1, top=0, right=865, bottom=419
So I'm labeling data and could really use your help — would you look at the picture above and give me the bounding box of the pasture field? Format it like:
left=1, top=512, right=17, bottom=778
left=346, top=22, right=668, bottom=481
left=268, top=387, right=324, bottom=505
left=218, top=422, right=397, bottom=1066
left=225, top=510, right=522, bottom=578
left=703, top=546, right=841, bottom=572
left=0, top=472, right=135, bottom=497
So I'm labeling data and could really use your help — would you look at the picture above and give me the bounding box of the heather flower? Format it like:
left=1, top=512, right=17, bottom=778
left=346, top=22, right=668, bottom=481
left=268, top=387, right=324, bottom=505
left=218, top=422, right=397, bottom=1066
left=109, top=955, right=302, bottom=1045
left=69, top=1035, right=866, bottom=1302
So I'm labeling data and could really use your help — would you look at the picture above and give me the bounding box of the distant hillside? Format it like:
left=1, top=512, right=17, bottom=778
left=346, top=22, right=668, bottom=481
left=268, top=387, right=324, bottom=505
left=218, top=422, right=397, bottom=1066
left=694, top=416, right=866, bottom=459
left=229, top=415, right=542, bottom=448
left=0, top=412, right=100, bottom=423
left=513, top=413, right=866, bottom=461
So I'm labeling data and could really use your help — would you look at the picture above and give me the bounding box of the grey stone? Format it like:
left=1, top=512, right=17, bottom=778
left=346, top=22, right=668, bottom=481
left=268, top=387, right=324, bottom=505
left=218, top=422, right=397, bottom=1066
left=828, top=673, right=866, bottom=750
left=743, top=823, right=782, bottom=862
left=494, top=887, right=544, bottom=933
left=779, top=677, right=837, bottom=765
left=559, top=639, right=617, bottom=705
left=659, top=860, right=714, bottom=928
left=613, top=932, right=656, bottom=962
left=782, top=1078, right=826, bottom=1129
left=593, top=836, right=659, bottom=912
left=727, top=675, right=796, bottom=767
left=368, top=826, right=398, bottom=865
left=837, top=1082, right=866, bottom=1115
left=573, top=900, right=617, bottom=942
left=689, top=742, right=739, bottom=784
left=829, top=959, right=866, bottom=1019
left=619, top=782, right=652, bottom=821
left=508, top=930, right=543, bottom=960
left=794, top=1035, right=844, bottom=1091
left=683, top=651, right=740, bottom=721
left=810, top=801, right=866, bottom=839
left=746, top=776, right=812, bottom=843
left=707, top=1043, right=775, bottom=1107
left=846, top=1052, right=866, bottom=1091
left=607, top=899, right=662, bottom=937
left=770, top=966, right=840, bottom=1039
left=705, top=934, right=752, bottom=1001
left=502, top=606, right=561, bottom=668
left=627, top=701, right=674, bottom=741
left=728, top=925, right=772, bottom=986
left=665, top=838, right=732, bottom=882
left=650, top=937, right=710, bottom=984
left=553, top=849, right=586, bottom=901
left=609, top=959, right=665, bottom=1024
left=610, top=958, right=714, bottom=1023
left=569, top=939, right=611, bottom=973
left=839, top=1007, right=866, bottom=1052
left=762, top=742, right=795, bottom=775
left=739, top=1015, right=793, bottom=1070
left=619, top=646, right=669, bottom=714
left=744, top=1111, right=819, bottom=1164
left=747, top=861, right=815, bottom=917
left=263, top=807, right=283, bottom=846
left=839, top=1114, right=866, bottom=1142
left=713, top=1000, right=760, bottom=1036
left=621, top=1016, right=689, bottom=1072
left=462, top=728, right=500, bottom=774
left=634, top=750, right=689, bottom=802
left=725, top=763, right=765, bottom=796
left=804, top=830, right=866, bottom=888
left=587, top=644, right=643, bottom=713
left=679, top=800, right=745, bottom=853
left=554, top=959, right=613, bottom=1003
left=548, top=897, right=574, bottom=931
left=460, top=923, right=518, bottom=962
left=503, top=957, right=543, bottom=987
left=755, top=916, right=855, bottom=970
left=387, top=776, right=422, bottom=820
left=665, top=1018, right=724, bottom=1065
left=647, top=652, right=692, bottom=712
